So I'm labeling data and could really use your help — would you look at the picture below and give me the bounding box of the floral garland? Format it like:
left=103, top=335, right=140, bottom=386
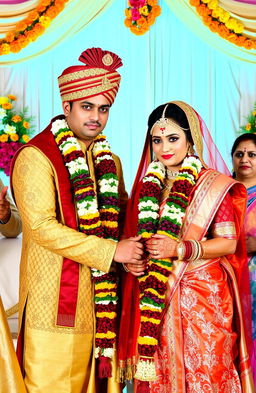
left=124, top=0, right=161, bottom=36
left=0, top=95, right=34, bottom=175
left=239, top=102, right=256, bottom=134
left=0, top=0, right=69, bottom=55
left=135, top=156, right=202, bottom=381
left=190, top=0, right=256, bottom=50
left=51, top=118, right=119, bottom=362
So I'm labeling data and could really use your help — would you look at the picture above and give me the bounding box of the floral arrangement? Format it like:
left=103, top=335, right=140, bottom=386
left=0, top=95, right=34, bottom=176
left=190, top=0, right=256, bottom=50
left=135, top=156, right=202, bottom=382
left=239, top=102, right=256, bottom=134
left=0, top=0, right=69, bottom=55
left=51, top=118, right=119, bottom=376
left=124, top=0, right=161, bottom=36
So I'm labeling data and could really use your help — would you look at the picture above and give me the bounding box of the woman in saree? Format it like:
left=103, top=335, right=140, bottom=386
left=118, top=101, right=254, bottom=393
left=232, top=132, right=256, bottom=385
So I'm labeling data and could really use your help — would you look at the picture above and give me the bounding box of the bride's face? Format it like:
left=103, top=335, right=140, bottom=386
left=151, top=122, right=190, bottom=171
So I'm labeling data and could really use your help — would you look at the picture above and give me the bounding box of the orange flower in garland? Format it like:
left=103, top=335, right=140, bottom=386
left=135, top=156, right=202, bottom=382
left=0, top=0, right=69, bottom=56
left=124, top=0, right=161, bottom=35
left=190, top=0, right=256, bottom=50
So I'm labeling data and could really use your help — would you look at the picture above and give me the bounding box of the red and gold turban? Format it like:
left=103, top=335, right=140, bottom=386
left=58, top=47, right=123, bottom=105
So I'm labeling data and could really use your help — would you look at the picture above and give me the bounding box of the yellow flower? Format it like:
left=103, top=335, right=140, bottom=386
left=2, top=102, right=12, bottom=110
left=4, top=124, right=16, bottom=134
left=208, top=0, right=218, bottom=9
left=253, top=111, right=256, bottom=117
left=23, top=121, right=30, bottom=129
left=10, top=133, right=19, bottom=142
left=8, top=94, right=16, bottom=101
left=0, top=97, right=9, bottom=105
left=0, top=134, right=9, bottom=142
left=22, top=135, right=30, bottom=143
left=245, top=123, right=252, bottom=131
left=1, top=43, right=10, bottom=55
left=39, top=15, right=51, bottom=28
left=139, top=6, right=149, bottom=16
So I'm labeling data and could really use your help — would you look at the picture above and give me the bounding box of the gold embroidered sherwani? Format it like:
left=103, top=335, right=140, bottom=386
left=0, top=178, right=22, bottom=238
left=11, top=138, right=127, bottom=393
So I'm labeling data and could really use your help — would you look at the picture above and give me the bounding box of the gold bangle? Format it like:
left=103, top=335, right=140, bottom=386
left=122, top=263, right=130, bottom=273
left=177, top=241, right=185, bottom=261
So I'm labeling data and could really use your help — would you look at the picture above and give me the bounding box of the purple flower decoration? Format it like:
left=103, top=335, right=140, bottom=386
left=131, top=7, right=141, bottom=20
left=0, top=142, right=23, bottom=176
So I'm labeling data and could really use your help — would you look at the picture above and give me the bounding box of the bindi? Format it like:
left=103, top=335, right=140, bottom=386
left=160, top=127, right=165, bottom=134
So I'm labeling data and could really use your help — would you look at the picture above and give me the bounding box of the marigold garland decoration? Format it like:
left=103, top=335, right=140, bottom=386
left=51, top=118, right=119, bottom=364
left=190, top=0, right=256, bottom=50
left=239, top=102, right=256, bottom=134
left=124, top=0, right=161, bottom=36
left=0, top=95, right=34, bottom=175
left=0, top=0, right=69, bottom=55
left=135, top=156, right=202, bottom=381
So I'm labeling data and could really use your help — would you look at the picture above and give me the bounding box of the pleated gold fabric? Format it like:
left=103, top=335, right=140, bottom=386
left=0, top=296, right=26, bottom=393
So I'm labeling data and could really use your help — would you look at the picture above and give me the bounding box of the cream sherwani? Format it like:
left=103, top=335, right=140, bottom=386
left=11, top=138, right=127, bottom=393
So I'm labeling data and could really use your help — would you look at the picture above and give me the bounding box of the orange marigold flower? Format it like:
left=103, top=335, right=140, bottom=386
left=33, top=23, right=45, bottom=36
left=12, top=115, right=22, bottom=123
left=137, top=17, right=148, bottom=27
left=125, top=8, right=132, bottom=18
left=218, top=24, right=229, bottom=38
left=16, top=21, right=28, bottom=32
left=0, top=134, right=9, bottom=143
left=46, top=6, right=58, bottom=19
left=235, top=35, right=246, bottom=47
left=17, top=35, right=30, bottom=48
left=196, top=4, right=210, bottom=17
left=208, top=21, right=219, bottom=32
left=10, top=133, right=19, bottom=142
left=24, top=29, right=38, bottom=42
left=147, top=0, right=158, bottom=5
left=2, top=102, right=12, bottom=110
left=23, top=121, right=30, bottom=129
left=8, top=95, right=16, bottom=101
left=22, top=134, right=30, bottom=142
left=190, top=0, right=200, bottom=6
left=5, top=32, right=15, bottom=43
left=54, top=3, right=64, bottom=13
left=10, top=40, right=22, bottom=53
left=147, top=13, right=156, bottom=26
left=40, top=0, right=52, bottom=6
left=245, top=123, right=252, bottom=131
left=203, top=15, right=212, bottom=25
left=0, top=43, right=11, bottom=55
left=244, top=39, right=254, bottom=50
left=55, top=0, right=66, bottom=4
left=124, top=18, right=133, bottom=28
left=152, top=5, right=161, bottom=17
left=36, top=4, right=46, bottom=12
left=27, top=10, right=39, bottom=22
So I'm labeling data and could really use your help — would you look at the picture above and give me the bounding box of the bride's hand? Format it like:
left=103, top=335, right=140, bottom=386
left=146, top=234, right=179, bottom=259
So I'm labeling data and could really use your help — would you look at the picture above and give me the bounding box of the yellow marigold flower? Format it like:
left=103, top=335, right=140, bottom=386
left=141, top=316, right=161, bottom=324
left=201, top=0, right=210, bottom=3
left=8, top=94, right=16, bottom=101
left=0, top=97, right=9, bottom=105
left=39, top=15, right=51, bottom=28
left=101, top=220, right=118, bottom=228
left=253, top=111, right=256, bottom=117
left=1, top=43, right=10, bottom=55
left=233, top=21, right=244, bottom=34
left=10, top=133, right=19, bottom=142
left=139, top=6, right=149, bottom=16
left=96, top=312, right=116, bottom=319
left=208, top=0, right=218, bottom=9
left=2, top=102, right=12, bottom=110
left=12, top=115, right=22, bottom=123
left=95, top=331, right=115, bottom=339
left=22, top=135, right=30, bottom=143
left=138, top=336, right=158, bottom=345
left=23, top=121, right=30, bottom=129
left=245, top=123, right=252, bottom=131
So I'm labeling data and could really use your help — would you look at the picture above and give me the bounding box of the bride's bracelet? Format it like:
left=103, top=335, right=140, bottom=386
left=177, top=240, right=204, bottom=261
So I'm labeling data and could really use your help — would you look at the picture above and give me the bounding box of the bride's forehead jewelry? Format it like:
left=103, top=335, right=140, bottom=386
left=150, top=104, right=189, bottom=135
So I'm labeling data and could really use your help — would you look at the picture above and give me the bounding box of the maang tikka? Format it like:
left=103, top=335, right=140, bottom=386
left=150, top=104, right=189, bottom=135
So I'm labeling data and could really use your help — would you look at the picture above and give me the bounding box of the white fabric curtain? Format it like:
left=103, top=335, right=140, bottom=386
left=0, top=0, right=256, bottom=191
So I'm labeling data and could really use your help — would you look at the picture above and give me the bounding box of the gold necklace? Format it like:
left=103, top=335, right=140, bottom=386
left=166, top=169, right=179, bottom=180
